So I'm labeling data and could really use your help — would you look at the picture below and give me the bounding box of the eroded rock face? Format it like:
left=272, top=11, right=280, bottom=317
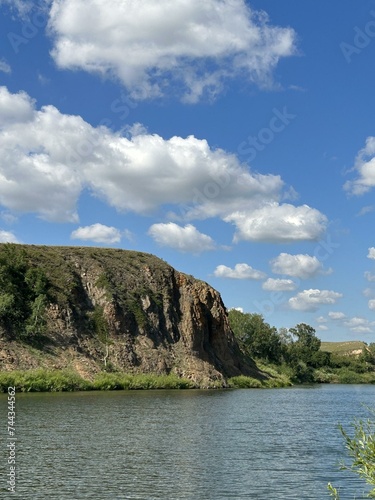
left=0, top=245, right=256, bottom=385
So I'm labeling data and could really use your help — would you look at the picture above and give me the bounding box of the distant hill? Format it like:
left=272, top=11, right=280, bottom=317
left=321, top=341, right=367, bottom=356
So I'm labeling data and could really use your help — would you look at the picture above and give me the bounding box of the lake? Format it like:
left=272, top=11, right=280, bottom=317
left=1, top=384, right=375, bottom=499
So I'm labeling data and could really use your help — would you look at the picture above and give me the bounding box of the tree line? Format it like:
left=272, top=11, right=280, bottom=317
left=228, top=309, right=375, bottom=383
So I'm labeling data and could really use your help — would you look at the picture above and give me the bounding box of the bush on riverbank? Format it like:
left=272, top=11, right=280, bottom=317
left=0, top=369, right=90, bottom=392
left=0, top=369, right=294, bottom=392
left=92, top=372, right=193, bottom=390
left=0, top=370, right=195, bottom=392
left=228, top=369, right=292, bottom=389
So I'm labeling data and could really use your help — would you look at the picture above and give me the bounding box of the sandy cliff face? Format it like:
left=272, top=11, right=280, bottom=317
left=0, top=246, right=256, bottom=385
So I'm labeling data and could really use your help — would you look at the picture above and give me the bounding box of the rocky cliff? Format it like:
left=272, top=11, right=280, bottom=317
left=0, top=245, right=258, bottom=386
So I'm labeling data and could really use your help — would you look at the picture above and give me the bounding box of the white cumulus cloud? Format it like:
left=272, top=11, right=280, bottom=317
left=345, top=137, right=375, bottom=195
left=148, top=223, right=215, bottom=253
left=71, top=223, right=122, bottom=244
left=0, top=86, right=328, bottom=243
left=270, top=253, right=328, bottom=279
left=262, top=278, right=297, bottom=291
left=0, top=229, right=19, bottom=243
left=47, top=0, right=297, bottom=102
left=0, top=86, right=35, bottom=126
left=368, top=247, right=375, bottom=259
left=226, top=204, right=327, bottom=243
left=328, top=311, right=346, bottom=320
left=369, top=300, right=375, bottom=310
left=214, top=263, right=266, bottom=280
left=343, top=316, right=375, bottom=334
left=289, top=289, right=342, bottom=312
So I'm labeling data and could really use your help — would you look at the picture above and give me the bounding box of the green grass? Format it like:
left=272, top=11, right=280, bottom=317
left=313, top=367, right=375, bottom=384
left=92, top=372, right=194, bottom=390
left=0, top=369, right=294, bottom=392
left=0, top=369, right=90, bottom=392
left=0, top=370, right=194, bottom=392
left=228, top=369, right=292, bottom=389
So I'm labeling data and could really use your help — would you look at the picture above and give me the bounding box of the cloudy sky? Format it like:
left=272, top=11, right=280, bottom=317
left=0, top=0, right=375, bottom=341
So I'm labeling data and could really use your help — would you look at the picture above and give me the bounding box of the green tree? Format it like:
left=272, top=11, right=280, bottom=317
left=284, top=323, right=323, bottom=382
left=228, top=309, right=282, bottom=362
left=25, top=294, right=48, bottom=338
left=289, top=323, right=321, bottom=351
left=287, top=323, right=321, bottom=365
left=0, top=244, right=50, bottom=341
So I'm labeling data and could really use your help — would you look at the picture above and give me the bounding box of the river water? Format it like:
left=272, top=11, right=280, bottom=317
left=1, top=384, right=374, bottom=499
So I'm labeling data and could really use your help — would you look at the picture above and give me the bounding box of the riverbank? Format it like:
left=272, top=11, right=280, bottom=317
left=1, top=366, right=374, bottom=392
left=0, top=368, right=294, bottom=392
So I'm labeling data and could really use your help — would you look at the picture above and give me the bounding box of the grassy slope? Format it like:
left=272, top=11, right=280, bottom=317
left=321, top=341, right=367, bottom=355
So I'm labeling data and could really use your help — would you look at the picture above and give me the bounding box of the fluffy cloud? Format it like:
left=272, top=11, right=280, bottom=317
left=328, top=311, right=346, bottom=320
left=148, top=223, right=215, bottom=253
left=345, top=137, right=375, bottom=195
left=343, top=316, right=375, bottom=333
left=318, top=324, right=328, bottom=331
left=270, top=253, right=328, bottom=279
left=262, top=278, right=297, bottom=291
left=71, top=223, right=122, bottom=244
left=289, top=289, right=342, bottom=312
left=0, top=59, right=11, bottom=74
left=0, top=86, right=327, bottom=242
left=226, top=204, right=327, bottom=243
left=0, top=87, right=35, bottom=126
left=47, top=0, right=296, bottom=102
left=368, top=247, right=375, bottom=259
left=0, top=229, right=19, bottom=243
left=214, top=263, right=265, bottom=280
left=369, top=299, right=375, bottom=310
left=0, top=87, right=84, bottom=221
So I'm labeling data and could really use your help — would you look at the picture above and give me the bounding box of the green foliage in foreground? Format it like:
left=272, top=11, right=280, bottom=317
left=0, top=370, right=194, bottom=392
left=328, top=410, right=375, bottom=499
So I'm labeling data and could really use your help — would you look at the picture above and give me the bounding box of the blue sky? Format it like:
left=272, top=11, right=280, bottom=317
left=0, top=0, right=375, bottom=341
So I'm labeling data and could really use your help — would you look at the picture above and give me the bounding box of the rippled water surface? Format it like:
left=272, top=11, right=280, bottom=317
left=1, top=384, right=375, bottom=499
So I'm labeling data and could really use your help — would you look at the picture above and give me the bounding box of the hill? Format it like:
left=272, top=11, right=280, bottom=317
left=0, top=244, right=258, bottom=387
left=321, top=341, right=367, bottom=356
